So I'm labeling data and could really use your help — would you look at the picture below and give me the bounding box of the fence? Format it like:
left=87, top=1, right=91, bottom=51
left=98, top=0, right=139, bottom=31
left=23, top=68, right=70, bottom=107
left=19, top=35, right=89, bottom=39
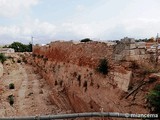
left=0, top=112, right=158, bottom=120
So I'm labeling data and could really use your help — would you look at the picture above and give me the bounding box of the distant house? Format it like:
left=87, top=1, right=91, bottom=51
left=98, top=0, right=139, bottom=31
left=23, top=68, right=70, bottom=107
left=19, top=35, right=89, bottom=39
left=136, top=42, right=146, bottom=48
left=145, top=42, right=156, bottom=51
left=145, top=37, right=160, bottom=52
left=0, top=48, right=15, bottom=53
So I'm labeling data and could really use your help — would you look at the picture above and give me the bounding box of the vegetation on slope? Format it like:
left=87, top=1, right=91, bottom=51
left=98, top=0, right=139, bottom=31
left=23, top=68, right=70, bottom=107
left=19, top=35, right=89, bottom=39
left=147, top=84, right=160, bottom=114
left=0, top=53, right=7, bottom=63
left=96, top=58, right=109, bottom=75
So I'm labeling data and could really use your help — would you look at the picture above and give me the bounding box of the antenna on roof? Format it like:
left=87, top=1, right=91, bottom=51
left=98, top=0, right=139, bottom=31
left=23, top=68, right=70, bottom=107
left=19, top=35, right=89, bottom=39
left=156, top=33, right=159, bottom=42
left=31, top=36, right=34, bottom=52
left=155, top=33, right=159, bottom=67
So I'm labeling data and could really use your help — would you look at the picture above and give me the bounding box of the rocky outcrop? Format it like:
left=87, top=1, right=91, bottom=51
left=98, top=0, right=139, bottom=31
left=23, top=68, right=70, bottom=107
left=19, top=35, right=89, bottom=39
left=114, top=70, right=131, bottom=92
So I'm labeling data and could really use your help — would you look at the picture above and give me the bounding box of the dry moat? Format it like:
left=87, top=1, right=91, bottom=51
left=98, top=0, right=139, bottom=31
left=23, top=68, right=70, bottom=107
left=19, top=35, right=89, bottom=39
left=0, top=39, right=160, bottom=120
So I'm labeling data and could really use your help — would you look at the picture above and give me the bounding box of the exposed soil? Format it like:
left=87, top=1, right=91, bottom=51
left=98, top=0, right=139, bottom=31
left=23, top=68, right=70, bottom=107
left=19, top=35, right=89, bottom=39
left=0, top=58, right=60, bottom=117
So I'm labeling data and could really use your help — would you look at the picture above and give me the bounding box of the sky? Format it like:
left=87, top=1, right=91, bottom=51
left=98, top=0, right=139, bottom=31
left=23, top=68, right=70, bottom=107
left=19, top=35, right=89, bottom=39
left=0, top=0, right=160, bottom=44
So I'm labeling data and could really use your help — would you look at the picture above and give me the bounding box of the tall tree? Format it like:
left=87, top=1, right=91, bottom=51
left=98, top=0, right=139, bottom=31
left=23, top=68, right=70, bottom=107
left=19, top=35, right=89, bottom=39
left=8, top=42, right=32, bottom=52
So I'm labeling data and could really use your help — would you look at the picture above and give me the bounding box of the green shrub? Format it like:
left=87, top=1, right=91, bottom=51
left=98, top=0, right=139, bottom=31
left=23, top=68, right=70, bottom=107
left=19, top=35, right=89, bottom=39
left=41, top=55, right=44, bottom=58
left=130, top=61, right=139, bottom=69
left=83, top=81, right=87, bottom=87
left=59, top=80, right=63, bottom=87
left=8, top=95, right=14, bottom=106
left=37, top=55, right=44, bottom=58
left=97, top=59, right=109, bottom=75
left=80, top=38, right=92, bottom=42
left=12, top=59, right=15, bottom=63
left=9, top=83, right=15, bottom=89
left=142, top=69, right=158, bottom=75
left=97, top=84, right=100, bottom=89
left=77, top=75, right=81, bottom=81
left=73, top=72, right=77, bottom=77
left=83, top=81, right=88, bottom=92
left=90, top=79, right=94, bottom=86
left=22, top=57, right=27, bottom=63
left=43, top=57, right=47, bottom=61
left=23, top=59, right=27, bottom=63
left=55, top=81, right=58, bottom=86
left=7, top=56, right=13, bottom=59
left=77, top=75, right=81, bottom=86
left=0, top=53, right=7, bottom=63
left=148, top=76, right=157, bottom=83
left=147, top=84, right=160, bottom=113
left=17, top=59, right=21, bottom=63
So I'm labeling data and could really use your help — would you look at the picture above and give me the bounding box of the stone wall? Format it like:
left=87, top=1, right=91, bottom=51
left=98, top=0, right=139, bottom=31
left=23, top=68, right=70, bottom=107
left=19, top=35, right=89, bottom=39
left=33, top=41, right=113, bottom=68
left=114, top=38, right=150, bottom=61
left=27, top=41, right=149, bottom=115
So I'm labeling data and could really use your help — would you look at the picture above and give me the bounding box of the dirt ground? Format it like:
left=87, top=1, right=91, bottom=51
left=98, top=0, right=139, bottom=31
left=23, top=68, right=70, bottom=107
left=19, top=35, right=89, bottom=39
left=0, top=57, right=60, bottom=117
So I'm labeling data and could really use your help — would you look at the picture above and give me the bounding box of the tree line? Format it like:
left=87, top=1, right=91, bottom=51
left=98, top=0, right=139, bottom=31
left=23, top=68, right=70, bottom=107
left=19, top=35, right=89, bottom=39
left=3, top=42, right=32, bottom=52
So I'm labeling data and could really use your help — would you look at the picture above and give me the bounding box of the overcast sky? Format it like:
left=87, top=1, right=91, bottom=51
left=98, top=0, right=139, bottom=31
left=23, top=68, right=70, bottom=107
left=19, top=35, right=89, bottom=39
left=0, top=0, right=160, bottom=44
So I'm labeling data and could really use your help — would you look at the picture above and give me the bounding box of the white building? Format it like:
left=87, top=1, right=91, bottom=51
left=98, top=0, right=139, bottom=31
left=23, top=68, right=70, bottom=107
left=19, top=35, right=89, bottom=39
left=0, top=48, right=15, bottom=53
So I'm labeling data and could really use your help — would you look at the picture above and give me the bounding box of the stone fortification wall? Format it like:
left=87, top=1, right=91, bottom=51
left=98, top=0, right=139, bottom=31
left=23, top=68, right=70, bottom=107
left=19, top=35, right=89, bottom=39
left=33, top=41, right=113, bottom=68
left=26, top=41, right=148, bottom=115
left=114, top=38, right=150, bottom=61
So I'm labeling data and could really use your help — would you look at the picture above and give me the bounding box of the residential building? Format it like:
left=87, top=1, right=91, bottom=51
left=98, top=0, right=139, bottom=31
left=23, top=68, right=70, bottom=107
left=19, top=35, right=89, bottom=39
left=0, top=48, right=15, bottom=53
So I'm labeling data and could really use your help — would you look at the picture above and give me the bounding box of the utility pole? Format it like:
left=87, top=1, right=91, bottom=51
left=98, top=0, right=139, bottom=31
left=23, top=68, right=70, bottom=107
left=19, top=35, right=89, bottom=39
left=31, top=36, right=34, bottom=52
left=155, top=33, right=159, bottom=67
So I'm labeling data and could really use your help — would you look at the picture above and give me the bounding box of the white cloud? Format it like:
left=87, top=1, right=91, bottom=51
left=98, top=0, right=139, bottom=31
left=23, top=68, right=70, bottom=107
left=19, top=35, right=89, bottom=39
left=76, top=5, right=86, bottom=12
left=0, top=25, right=20, bottom=37
left=61, top=22, right=96, bottom=38
left=0, top=0, right=39, bottom=17
left=22, top=19, right=56, bottom=36
left=0, top=19, right=57, bottom=44
left=1, top=0, right=160, bottom=44
left=1, top=17, right=160, bottom=44
left=63, top=0, right=160, bottom=40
